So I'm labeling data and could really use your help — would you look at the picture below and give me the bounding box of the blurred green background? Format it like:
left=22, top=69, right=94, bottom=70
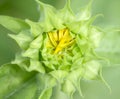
left=0, top=0, right=120, bottom=99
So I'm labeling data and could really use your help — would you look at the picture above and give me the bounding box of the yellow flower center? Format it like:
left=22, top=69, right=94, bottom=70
left=47, top=28, right=75, bottom=54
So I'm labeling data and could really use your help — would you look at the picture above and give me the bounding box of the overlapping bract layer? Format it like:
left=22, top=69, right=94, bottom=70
left=2, top=0, right=108, bottom=98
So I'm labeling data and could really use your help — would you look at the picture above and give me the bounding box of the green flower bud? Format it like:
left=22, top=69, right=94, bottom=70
left=0, top=0, right=111, bottom=99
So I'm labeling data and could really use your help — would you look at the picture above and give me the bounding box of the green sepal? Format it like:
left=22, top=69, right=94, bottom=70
left=71, top=58, right=83, bottom=70
left=36, top=73, right=56, bottom=99
left=67, top=68, right=84, bottom=97
left=76, top=34, right=90, bottom=55
left=59, top=0, right=75, bottom=23
left=25, top=19, right=43, bottom=37
left=61, top=80, right=75, bottom=99
left=88, top=26, right=103, bottom=48
left=67, top=14, right=101, bottom=37
left=11, top=53, right=30, bottom=70
left=83, top=60, right=100, bottom=80
left=36, top=0, right=64, bottom=31
left=8, top=30, right=33, bottom=50
left=22, top=48, right=39, bottom=60
left=75, top=0, right=93, bottom=21
left=49, top=70, right=68, bottom=83
left=24, top=59, right=45, bottom=73
left=30, top=34, right=43, bottom=49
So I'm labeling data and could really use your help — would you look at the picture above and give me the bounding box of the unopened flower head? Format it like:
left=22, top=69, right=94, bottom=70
left=8, top=0, right=110, bottom=98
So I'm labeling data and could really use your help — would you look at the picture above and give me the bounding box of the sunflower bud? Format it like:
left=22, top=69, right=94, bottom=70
left=1, top=0, right=110, bottom=98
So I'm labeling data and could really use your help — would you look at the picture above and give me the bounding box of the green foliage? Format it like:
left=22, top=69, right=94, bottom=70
left=0, top=0, right=120, bottom=99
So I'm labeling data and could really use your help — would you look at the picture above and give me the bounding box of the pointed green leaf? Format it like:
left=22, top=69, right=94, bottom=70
left=0, top=64, right=37, bottom=99
left=0, top=15, right=29, bottom=33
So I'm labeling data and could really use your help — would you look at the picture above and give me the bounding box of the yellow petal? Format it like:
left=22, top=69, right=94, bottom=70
left=48, top=32, right=57, bottom=47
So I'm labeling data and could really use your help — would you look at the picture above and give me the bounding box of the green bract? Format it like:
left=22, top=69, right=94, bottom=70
left=0, top=0, right=111, bottom=99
